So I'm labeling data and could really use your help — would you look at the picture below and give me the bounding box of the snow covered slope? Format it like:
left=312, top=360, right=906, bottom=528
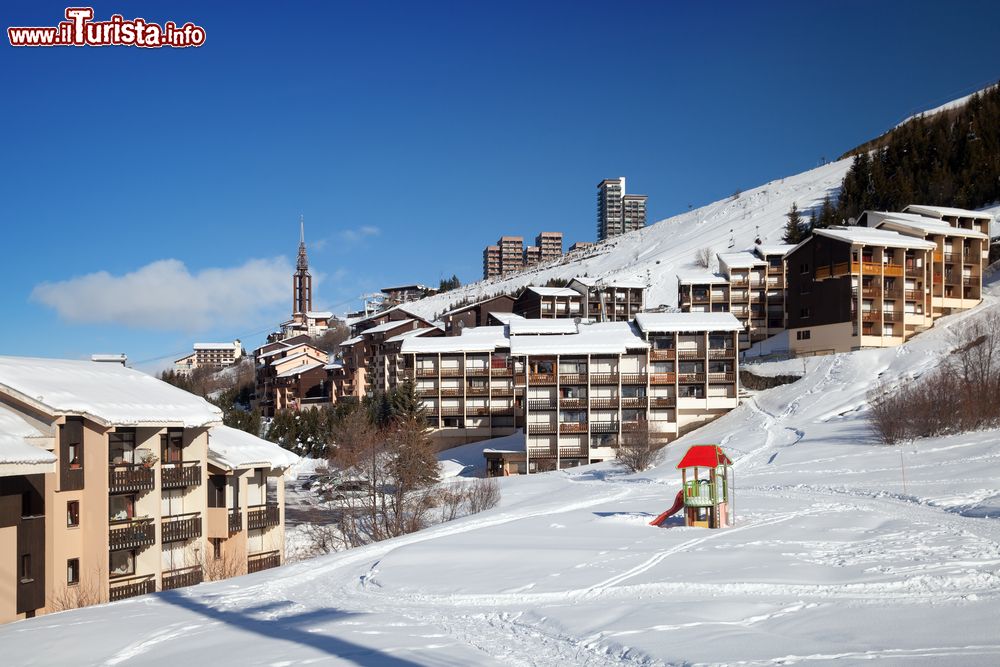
left=6, top=280, right=1000, bottom=664
left=403, top=159, right=852, bottom=319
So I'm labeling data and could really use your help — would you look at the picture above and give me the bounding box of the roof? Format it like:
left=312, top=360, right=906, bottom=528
left=339, top=336, right=365, bottom=348
left=0, top=403, right=56, bottom=476
left=677, top=445, right=733, bottom=469
left=0, top=356, right=222, bottom=428
left=523, top=286, right=580, bottom=298
left=570, top=276, right=647, bottom=289
left=754, top=243, right=797, bottom=258
left=402, top=326, right=509, bottom=354
left=271, top=350, right=314, bottom=366
left=904, top=204, right=994, bottom=222
left=718, top=251, right=766, bottom=269
left=381, top=284, right=427, bottom=292
left=193, top=342, right=238, bottom=351
left=440, top=294, right=514, bottom=317
left=305, top=311, right=333, bottom=319
left=362, top=318, right=415, bottom=335
left=634, top=312, right=743, bottom=334
left=275, top=361, right=326, bottom=378
left=875, top=213, right=988, bottom=239
left=508, top=318, right=580, bottom=335
left=509, top=321, right=648, bottom=356
left=488, top=312, right=525, bottom=325
left=385, top=327, right=438, bottom=344
left=812, top=226, right=937, bottom=250
left=676, top=271, right=729, bottom=286
left=208, top=425, right=299, bottom=471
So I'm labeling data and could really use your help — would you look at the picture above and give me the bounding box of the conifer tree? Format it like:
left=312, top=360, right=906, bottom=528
left=782, top=203, right=803, bottom=244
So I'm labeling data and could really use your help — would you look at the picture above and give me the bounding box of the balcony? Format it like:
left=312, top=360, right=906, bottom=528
left=465, top=386, right=489, bottom=396
left=649, top=396, right=676, bottom=408
left=649, top=349, right=676, bottom=361
left=707, top=348, right=735, bottom=359
left=162, top=565, right=203, bottom=591
left=526, top=423, right=556, bottom=435
left=416, top=387, right=437, bottom=397
left=491, top=386, right=514, bottom=396
left=559, top=422, right=588, bottom=433
left=489, top=405, right=515, bottom=415
left=860, top=286, right=881, bottom=298
left=247, top=550, right=281, bottom=574
left=590, top=373, right=618, bottom=384
left=108, top=464, right=154, bottom=494
left=621, top=421, right=647, bottom=433
left=440, top=368, right=464, bottom=377
left=649, top=373, right=676, bottom=385
left=439, top=388, right=463, bottom=397
left=415, top=368, right=437, bottom=377
left=590, top=397, right=619, bottom=409
left=161, top=462, right=202, bottom=489
left=860, top=310, right=881, bottom=322
left=707, top=372, right=735, bottom=383
left=558, top=373, right=588, bottom=385
left=528, top=446, right=555, bottom=458
left=591, top=422, right=619, bottom=434
left=247, top=503, right=280, bottom=530
left=109, top=574, right=155, bottom=602
left=162, top=512, right=202, bottom=543
left=559, top=397, right=587, bottom=409
left=465, top=368, right=488, bottom=377
left=622, top=396, right=648, bottom=408
left=490, top=366, right=512, bottom=377
left=109, top=518, right=155, bottom=551
left=678, top=373, right=706, bottom=383
left=529, top=373, right=556, bottom=385
left=621, top=373, right=647, bottom=384
left=527, top=399, right=557, bottom=410
left=228, top=508, right=242, bottom=533
left=559, top=445, right=588, bottom=457
left=677, top=349, right=705, bottom=360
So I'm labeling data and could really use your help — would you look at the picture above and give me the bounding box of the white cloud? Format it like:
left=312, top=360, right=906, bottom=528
left=31, top=257, right=293, bottom=332
left=340, top=225, right=380, bottom=242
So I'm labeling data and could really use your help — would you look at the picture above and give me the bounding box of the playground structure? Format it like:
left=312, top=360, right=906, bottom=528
left=650, top=445, right=733, bottom=528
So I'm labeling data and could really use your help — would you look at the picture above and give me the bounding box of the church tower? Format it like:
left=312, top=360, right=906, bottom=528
left=293, top=216, right=312, bottom=316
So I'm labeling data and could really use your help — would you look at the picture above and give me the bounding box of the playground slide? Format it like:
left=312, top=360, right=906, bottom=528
left=649, top=490, right=684, bottom=527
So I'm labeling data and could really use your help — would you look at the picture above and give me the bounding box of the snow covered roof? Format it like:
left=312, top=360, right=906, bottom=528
left=813, top=226, right=937, bottom=250
left=718, top=251, right=766, bottom=269
left=385, top=327, right=438, bottom=344
left=0, top=356, right=222, bottom=428
left=754, top=243, right=797, bottom=258
left=271, top=350, right=314, bottom=366
left=276, top=361, right=326, bottom=378
left=340, top=336, right=365, bottom=347
left=0, top=403, right=56, bottom=476
left=510, top=321, right=647, bottom=356
left=488, top=312, right=524, bottom=325
left=634, top=312, right=743, bottom=334
left=904, top=204, right=993, bottom=222
left=440, top=294, right=515, bottom=316
left=208, top=425, right=298, bottom=471
left=875, top=213, right=988, bottom=239
left=570, top=276, right=647, bottom=289
left=676, top=271, right=729, bottom=285
left=193, top=342, right=238, bottom=351
left=306, top=311, right=333, bottom=319
left=402, top=326, right=509, bottom=354
left=362, top=318, right=416, bottom=335
left=508, top=318, right=580, bottom=336
left=523, top=286, right=580, bottom=298
left=324, top=361, right=344, bottom=371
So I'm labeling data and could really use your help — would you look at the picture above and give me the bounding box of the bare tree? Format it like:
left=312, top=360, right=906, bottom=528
left=49, top=568, right=103, bottom=611
left=202, top=546, right=246, bottom=582
left=695, top=247, right=714, bottom=270
left=616, top=423, right=663, bottom=473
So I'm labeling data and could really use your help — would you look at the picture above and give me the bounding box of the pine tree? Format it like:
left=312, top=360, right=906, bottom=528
left=782, top=203, right=803, bottom=244
left=389, top=379, right=428, bottom=422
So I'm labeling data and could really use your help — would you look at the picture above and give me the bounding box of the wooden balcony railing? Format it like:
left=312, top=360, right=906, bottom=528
left=491, top=386, right=514, bottom=396
left=439, top=388, right=462, bottom=397
left=707, top=348, right=735, bottom=359
left=439, top=407, right=463, bottom=416
left=590, top=373, right=618, bottom=384
left=416, top=388, right=437, bottom=397
left=161, top=565, right=203, bottom=591
left=490, top=367, right=512, bottom=376
left=247, top=550, right=281, bottom=574
left=559, top=398, right=587, bottom=409
left=678, top=373, right=706, bottom=383
left=558, top=446, right=588, bottom=457
left=228, top=508, right=242, bottom=533
left=162, top=512, right=202, bottom=543
left=621, top=421, right=647, bottom=433
left=415, top=368, right=437, bottom=377
left=558, top=373, right=588, bottom=385
left=861, top=310, right=881, bottom=322
left=440, top=368, right=464, bottom=377
left=591, top=422, right=619, bottom=434
left=247, top=503, right=280, bottom=531
left=676, top=349, right=704, bottom=360
left=622, top=397, right=648, bottom=408
left=649, top=349, right=676, bottom=361
left=109, top=574, right=155, bottom=602
left=649, top=397, right=676, bottom=408
left=529, top=373, right=556, bottom=385
left=707, top=372, right=736, bottom=383
left=489, top=405, right=515, bottom=414
left=620, top=373, right=647, bottom=384
left=467, top=407, right=490, bottom=416
left=526, top=423, right=556, bottom=435
left=465, top=368, right=488, bottom=376
left=161, top=461, right=202, bottom=489
left=590, top=398, right=619, bottom=409
left=465, top=386, right=489, bottom=396
left=559, top=422, right=588, bottom=433
left=108, top=464, right=154, bottom=494
left=528, top=446, right=555, bottom=458
left=527, top=399, right=557, bottom=410
left=649, top=373, right=676, bottom=385
left=109, top=518, right=155, bottom=551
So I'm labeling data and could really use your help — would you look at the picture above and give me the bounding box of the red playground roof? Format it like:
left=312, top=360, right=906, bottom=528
left=676, top=445, right=732, bottom=469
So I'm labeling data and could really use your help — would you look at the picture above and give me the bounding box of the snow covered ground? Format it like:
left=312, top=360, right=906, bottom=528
left=5, top=290, right=1000, bottom=665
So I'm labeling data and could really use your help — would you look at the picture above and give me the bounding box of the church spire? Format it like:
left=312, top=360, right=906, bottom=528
left=296, top=215, right=309, bottom=271
left=293, top=216, right=312, bottom=315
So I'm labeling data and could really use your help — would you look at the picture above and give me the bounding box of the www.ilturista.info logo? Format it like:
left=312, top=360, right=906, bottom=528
left=8, top=7, right=206, bottom=48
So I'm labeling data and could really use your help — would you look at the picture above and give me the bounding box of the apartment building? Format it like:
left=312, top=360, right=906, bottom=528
left=398, top=313, right=742, bottom=472
left=440, top=294, right=515, bottom=335
left=523, top=246, right=542, bottom=266
left=569, top=242, right=594, bottom=254
left=598, top=177, right=647, bottom=240
left=363, top=319, right=439, bottom=395
left=536, top=232, right=564, bottom=263
left=499, top=236, right=524, bottom=275
left=483, top=245, right=502, bottom=279
left=568, top=277, right=646, bottom=322
left=253, top=337, right=330, bottom=417
left=785, top=227, right=937, bottom=354
left=340, top=307, right=435, bottom=399
left=0, top=356, right=294, bottom=624
left=173, top=340, right=243, bottom=376
left=861, top=210, right=989, bottom=316
left=381, top=284, right=436, bottom=305
left=903, top=204, right=992, bottom=236
left=513, top=286, right=583, bottom=319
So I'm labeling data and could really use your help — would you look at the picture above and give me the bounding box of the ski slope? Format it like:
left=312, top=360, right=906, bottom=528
left=5, top=283, right=1000, bottom=664
left=403, top=159, right=852, bottom=319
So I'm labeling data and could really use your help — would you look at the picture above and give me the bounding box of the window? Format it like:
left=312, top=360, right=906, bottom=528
left=800, top=307, right=811, bottom=319
left=67, top=501, right=80, bottom=527
left=67, top=443, right=82, bottom=469
left=109, top=430, right=136, bottom=465
left=109, top=550, right=135, bottom=578
left=67, top=558, right=80, bottom=585
left=20, top=554, right=32, bottom=583
left=161, top=430, right=184, bottom=464
left=208, top=475, right=226, bottom=508
left=109, top=495, right=134, bottom=522
left=211, top=538, right=222, bottom=560
left=796, top=330, right=811, bottom=341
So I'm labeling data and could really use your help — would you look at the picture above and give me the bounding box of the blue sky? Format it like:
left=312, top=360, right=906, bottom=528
left=3, top=0, right=998, bottom=369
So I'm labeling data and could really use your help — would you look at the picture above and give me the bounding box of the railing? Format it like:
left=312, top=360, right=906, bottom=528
left=162, top=512, right=202, bottom=543
left=707, top=348, right=735, bottom=359
left=708, top=372, right=736, bottom=383
left=860, top=286, right=880, bottom=297
left=162, top=565, right=203, bottom=591
left=815, top=266, right=832, bottom=280
left=490, top=405, right=515, bottom=414
left=467, top=406, right=490, bottom=416
left=649, top=397, right=676, bottom=408
left=161, top=461, right=202, bottom=489
left=108, top=464, right=154, bottom=494
left=529, top=373, right=556, bottom=385
left=109, top=518, right=155, bottom=551
left=440, top=368, right=464, bottom=377
left=465, top=368, right=488, bottom=376
left=677, top=349, right=704, bottom=360
left=558, top=446, right=588, bottom=457
left=465, top=386, right=489, bottom=396
left=620, top=373, right=647, bottom=384
left=883, top=263, right=904, bottom=276
left=650, top=349, right=676, bottom=361
left=860, top=310, right=881, bottom=322
left=228, top=508, right=242, bottom=533
left=109, top=574, right=155, bottom=602
left=943, top=252, right=957, bottom=262
left=528, top=446, right=555, bottom=458
left=559, top=398, right=587, bottom=409
left=491, top=386, right=514, bottom=396
left=526, top=423, right=556, bottom=434
left=590, top=373, right=618, bottom=384
left=621, top=421, right=646, bottom=433
left=416, top=388, right=437, bottom=397
left=559, top=422, right=588, bottom=433
left=683, top=481, right=715, bottom=507
left=622, top=397, right=648, bottom=408
left=649, top=373, right=676, bottom=384
left=590, top=398, right=619, bottom=409
left=678, top=373, right=706, bottom=383
left=439, top=407, right=463, bottom=416
left=247, top=550, right=281, bottom=574
left=415, top=368, right=437, bottom=377
left=691, top=293, right=710, bottom=302
left=559, top=373, right=588, bottom=384
left=591, top=422, right=619, bottom=434
left=490, top=367, right=512, bottom=376
left=439, top=388, right=463, bottom=397
left=883, top=312, right=900, bottom=323
left=247, top=503, right=280, bottom=530
left=527, top=399, right=557, bottom=410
